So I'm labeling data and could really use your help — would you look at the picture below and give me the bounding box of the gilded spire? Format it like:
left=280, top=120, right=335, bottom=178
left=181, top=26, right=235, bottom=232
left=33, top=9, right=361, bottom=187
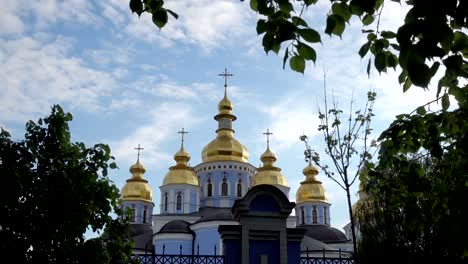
left=296, top=161, right=328, bottom=203
left=121, top=145, right=153, bottom=202
left=201, top=68, right=249, bottom=163
left=252, top=130, right=288, bottom=187
left=162, top=129, right=198, bottom=186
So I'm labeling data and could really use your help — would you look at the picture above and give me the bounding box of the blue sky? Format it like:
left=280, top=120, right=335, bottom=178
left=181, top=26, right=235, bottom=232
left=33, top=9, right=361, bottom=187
left=1, top=1, right=439, bottom=231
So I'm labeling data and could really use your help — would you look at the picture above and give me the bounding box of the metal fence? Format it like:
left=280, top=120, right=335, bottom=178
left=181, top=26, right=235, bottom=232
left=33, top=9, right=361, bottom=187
left=131, top=254, right=225, bottom=264
left=300, top=249, right=355, bottom=264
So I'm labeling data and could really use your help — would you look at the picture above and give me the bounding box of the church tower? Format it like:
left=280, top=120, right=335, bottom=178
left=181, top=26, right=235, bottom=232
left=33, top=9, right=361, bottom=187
left=121, top=146, right=154, bottom=225
left=251, top=129, right=290, bottom=197
left=160, top=129, right=200, bottom=214
left=295, top=161, right=331, bottom=226
left=195, top=69, right=256, bottom=208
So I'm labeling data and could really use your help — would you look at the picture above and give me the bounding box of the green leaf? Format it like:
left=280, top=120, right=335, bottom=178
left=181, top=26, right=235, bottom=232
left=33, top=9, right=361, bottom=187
left=362, top=14, right=374, bottom=26
left=398, top=70, right=407, bottom=84
left=416, top=106, right=426, bottom=115
left=292, top=16, right=308, bottom=27
left=304, top=0, right=318, bottom=6
left=441, top=93, right=450, bottom=111
left=367, top=33, right=376, bottom=41
left=386, top=52, right=398, bottom=69
left=279, top=1, right=294, bottom=13
left=166, top=9, right=178, bottom=19
left=381, top=31, right=397, bottom=39
left=250, top=0, right=258, bottom=11
left=332, top=3, right=351, bottom=22
left=359, top=41, right=371, bottom=58
left=374, top=52, right=386, bottom=72
left=403, top=77, right=412, bottom=92
left=271, top=42, right=281, bottom=54
left=256, top=19, right=267, bottom=34
left=283, top=47, right=289, bottom=69
left=297, top=42, right=317, bottom=62
left=290, top=55, right=305, bottom=73
left=129, top=0, right=143, bottom=15
left=298, top=28, right=321, bottom=43
left=325, top=15, right=345, bottom=37
left=152, top=9, right=168, bottom=28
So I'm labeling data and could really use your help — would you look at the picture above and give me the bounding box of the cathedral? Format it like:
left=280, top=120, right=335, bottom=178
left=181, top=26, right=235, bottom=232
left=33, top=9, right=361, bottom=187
left=120, top=71, right=352, bottom=260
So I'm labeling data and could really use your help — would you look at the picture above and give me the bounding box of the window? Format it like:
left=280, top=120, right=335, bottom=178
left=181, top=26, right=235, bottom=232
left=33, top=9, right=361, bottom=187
left=143, top=206, right=147, bottom=223
left=131, top=205, right=136, bottom=222
left=324, top=207, right=328, bottom=224
left=237, top=179, right=242, bottom=197
left=176, top=192, right=182, bottom=211
left=221, top=177, right=228, bottom=196
left=164, top=193, right=168, bottom=212
left=207, top=178, right=213, bottom=197
left=312, top=206, right=318, bottom=224
left=301, top=207, right=305, bottom=225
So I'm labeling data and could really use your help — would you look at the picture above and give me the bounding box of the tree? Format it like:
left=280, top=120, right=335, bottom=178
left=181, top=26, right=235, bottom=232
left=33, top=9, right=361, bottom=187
left=300, top=78, right=376, bottom=255
left=356, top=149, right=468, bottom=263
left=0, top=105, right=135, bottom=264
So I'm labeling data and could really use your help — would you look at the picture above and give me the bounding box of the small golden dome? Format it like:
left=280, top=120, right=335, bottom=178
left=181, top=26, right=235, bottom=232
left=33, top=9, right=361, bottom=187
left=163, top=144, right=199, bottom=186
left=218, top=91, right=233, bottom=115
left=202, top=131, right=249, bottom=162
left=296, top=162, right=328, bottom=203
left=251, top=147, right=288, bottom=187
left=121, top=159, right=153, bottom=202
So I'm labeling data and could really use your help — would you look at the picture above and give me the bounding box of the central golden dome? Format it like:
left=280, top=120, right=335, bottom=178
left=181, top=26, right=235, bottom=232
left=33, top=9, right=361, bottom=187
left=121, top=159, right=153, bottom=203
left=201, top=85, right=249, bottom=163
left=296, top=162, right=328, bottom=203
left=163, top=144, right=199, bottom=186
left=251, top=147, right=288, bottom=187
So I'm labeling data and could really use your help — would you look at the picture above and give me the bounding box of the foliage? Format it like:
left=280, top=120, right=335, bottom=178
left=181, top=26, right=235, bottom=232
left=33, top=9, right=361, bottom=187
left=357, top=149, right=468, bottom=262
left=0, top=105, right=136, bottom=264
left=301, top=84, right=376, bottom=255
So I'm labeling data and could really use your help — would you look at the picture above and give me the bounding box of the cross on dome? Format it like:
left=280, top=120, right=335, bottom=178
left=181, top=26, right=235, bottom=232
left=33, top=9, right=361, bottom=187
left=134, top=144, right=144, bottom=161
left=218, top=68, right=233, bottom=88
left=263, top=129, right=273, bottom=148
left=178, top=128, right=188, bottom=146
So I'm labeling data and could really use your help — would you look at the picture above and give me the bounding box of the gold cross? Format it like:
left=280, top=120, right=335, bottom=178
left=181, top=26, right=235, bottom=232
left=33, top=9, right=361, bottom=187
left=263, top=129, right=273, bottom=148
left=134, top=144, right=144, bottom=161
left=218, top=68, right=233, bottom=87
left=178, top=128, right=188, bottom=145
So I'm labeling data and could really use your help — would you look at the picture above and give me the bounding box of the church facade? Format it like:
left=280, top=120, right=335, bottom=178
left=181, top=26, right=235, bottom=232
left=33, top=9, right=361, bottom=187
left=120, top=73, right=352, bottom=261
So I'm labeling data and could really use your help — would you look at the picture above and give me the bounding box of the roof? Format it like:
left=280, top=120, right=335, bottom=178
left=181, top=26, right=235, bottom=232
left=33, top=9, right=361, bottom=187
left=301, top=236, right=335, bottom=251
left=195, top=207, right=234, bottom=223
left=158, top=220, right=193, bottom=234
left=300, top=224, right=349, bottom=243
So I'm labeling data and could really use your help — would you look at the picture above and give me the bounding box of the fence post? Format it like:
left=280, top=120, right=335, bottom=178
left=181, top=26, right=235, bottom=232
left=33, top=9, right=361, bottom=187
left=339, top=248, right=342, bottom=263
left=322, top=247, right=325, bottom=261
left=197, top=244, right=200, bottom=256
left=214, top=244, right=217, bottom=257
left=163, top=244, right=166, bottom=256
left=180, top=244, right=183, bottom=256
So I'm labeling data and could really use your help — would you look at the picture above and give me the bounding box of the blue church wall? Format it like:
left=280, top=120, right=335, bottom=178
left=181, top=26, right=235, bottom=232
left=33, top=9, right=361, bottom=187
left=296, top=203, right=331, bottom=225
left=249, top=240, right=280, bottom=264
left=196, top=163, right=254, bottom=208
left=122, top=200, right=153, bottom=224
left=193, top=227, right=221, bottom=255
left=190, top=190, right=197, bottom=212
left=154, top=239, right=192, bottom=255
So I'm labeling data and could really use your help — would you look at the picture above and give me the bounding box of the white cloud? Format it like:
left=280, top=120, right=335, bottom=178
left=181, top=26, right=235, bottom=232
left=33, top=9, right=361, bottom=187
left=109, top=102, right=202, bottom=166
left=30, top=0, right=99, bottom=28
left=259, top=91, right=321, bottom=150
left=0, top=35, right=115, bottom=123
left=0, top=1, right=24, bottom=35
left=125, top=0, right=254, bottom=51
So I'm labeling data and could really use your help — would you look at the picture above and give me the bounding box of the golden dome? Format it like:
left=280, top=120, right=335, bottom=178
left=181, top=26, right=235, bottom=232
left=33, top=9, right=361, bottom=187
left=296, top=162, right=328, bottom=203
left=251, top=147, right=288, bottom=187
left=201, top=85, right=248, bottom=163
left=162, top=144, right=199, bottom=186
left=121, top=159, right=153, bottom=203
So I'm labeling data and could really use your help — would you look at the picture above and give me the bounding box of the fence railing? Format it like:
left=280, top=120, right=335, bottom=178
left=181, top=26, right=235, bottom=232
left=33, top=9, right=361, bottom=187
left=300, top=248, right=355, bottom=264
left=131, top=254, right=225, bottom=264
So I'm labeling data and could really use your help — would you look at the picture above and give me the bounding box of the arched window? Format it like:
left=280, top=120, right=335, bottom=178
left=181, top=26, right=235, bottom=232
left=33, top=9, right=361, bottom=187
left=176, top=192, right=182, bottom=211
left=323, top=206, right=328, bottom=224
left=301, top=206, right=305, bottom=225
left=237, top=178, right=242, bottom=197
left=207, top=177, right=212, bottom=197
left=143, top=206, right=147, bottom=223
left=164, top=193, right=168, bottom=212
left=312, top=206, right=318, bottom=224
left=131, top=204, right=136, bottom=222
left=221, top=177, right=228, bottom=196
